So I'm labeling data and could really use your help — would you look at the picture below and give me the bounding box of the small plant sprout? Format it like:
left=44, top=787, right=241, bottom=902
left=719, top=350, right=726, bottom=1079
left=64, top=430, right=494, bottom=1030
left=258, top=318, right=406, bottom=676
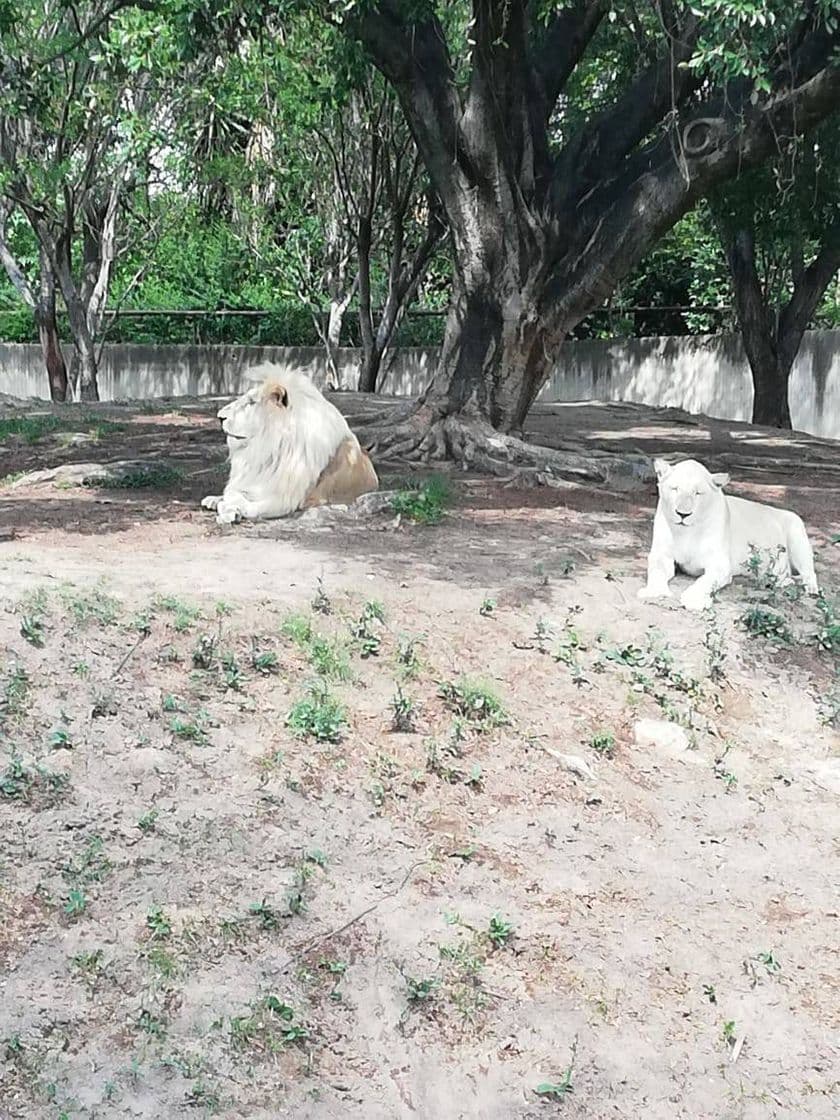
left=487, top=914, right=514, bottom=949
left=170, top=710, right=209, bottom=743
left=479, top=597, right=496, bottom=617
left=722, top=1020, right=737, bottom=1046
left=702, top=984, right=717, bottom=1004
left=465, top=763, right=483, bottom=790
left=755, top=950, right=781, bottom=974
left=533, top=618, right=553, bottom=653
left=64, top=888, right=87, bottom=919
left=20, top=613, right=46, bottom=647
left=535, top=1037, right=577, bottom=1101
left=281, top=613, right=312, bottom=646
left=406, top=976, right=438, bottom=1003
left=311, top=578, right=332, bottom=615
left=390, top=685, right=418, bottom=732
left=589, top=730, right=616, bottom=757
left=351, top=601, right=385, bottom=658
left=248, top=899, right=282, bottom=931
left=438, top=679, right=508, bottom=728
left=396, top=635, right=423, bottom=678
left=137, top=808, right=159, bottom=833
left=146, top=907, right=173, bottom=940
left=251, top=646, right=279, bottom=674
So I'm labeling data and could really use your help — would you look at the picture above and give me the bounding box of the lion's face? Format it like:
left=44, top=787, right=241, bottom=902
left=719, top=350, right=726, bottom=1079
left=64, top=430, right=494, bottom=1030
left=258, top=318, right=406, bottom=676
left=655, top=458, right=729, bottom=528
left=217, top=381, right=289, bottom=451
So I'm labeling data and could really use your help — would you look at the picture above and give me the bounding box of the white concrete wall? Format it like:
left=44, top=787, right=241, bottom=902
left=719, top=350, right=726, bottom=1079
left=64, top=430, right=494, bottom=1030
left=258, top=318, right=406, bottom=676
left=542, top=330, right=840, bottom=440
left=2, top=331, right=839, bottom=439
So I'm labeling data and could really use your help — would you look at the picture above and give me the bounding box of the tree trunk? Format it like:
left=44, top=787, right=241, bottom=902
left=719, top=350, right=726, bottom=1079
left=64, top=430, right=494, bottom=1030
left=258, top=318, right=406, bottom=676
left=415, top=210, right=566, bottom=432
left=323, top=287, right=354, bottom=389
left=747, top=348, right=793, bottom=428
left=35, top=303, right=68, bottom=403
left=69, top=334, right=100, bottom=401
left=34, top=256, right=68, bottom=403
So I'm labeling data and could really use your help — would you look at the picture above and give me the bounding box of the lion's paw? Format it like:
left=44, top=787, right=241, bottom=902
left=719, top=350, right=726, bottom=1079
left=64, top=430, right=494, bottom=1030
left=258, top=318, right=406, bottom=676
left=680, top=587, right=712, bottom=612
left=201, top=494, right=221, bottom=511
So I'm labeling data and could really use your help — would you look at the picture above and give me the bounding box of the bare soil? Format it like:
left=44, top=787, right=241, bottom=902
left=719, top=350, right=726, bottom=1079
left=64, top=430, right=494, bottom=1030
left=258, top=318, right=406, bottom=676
left=0, top=394, right=839, bottom=1120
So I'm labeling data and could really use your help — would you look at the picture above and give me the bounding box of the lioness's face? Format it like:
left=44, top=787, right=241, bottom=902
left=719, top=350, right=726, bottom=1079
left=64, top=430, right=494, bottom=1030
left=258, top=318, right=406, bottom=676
left=217, top=381, right=289, bottom=448
left=655, top=458, right=729, bottom=528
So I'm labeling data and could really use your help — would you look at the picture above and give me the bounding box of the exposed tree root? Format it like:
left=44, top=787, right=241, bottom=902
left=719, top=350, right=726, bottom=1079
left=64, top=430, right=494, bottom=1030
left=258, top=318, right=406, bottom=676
left=363, top=410, right=653, bottom=489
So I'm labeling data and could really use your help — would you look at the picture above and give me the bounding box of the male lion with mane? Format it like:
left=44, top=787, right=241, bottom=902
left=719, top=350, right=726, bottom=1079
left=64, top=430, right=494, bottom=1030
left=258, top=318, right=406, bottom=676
left=638, top=457, right=819, bottom=611
left=202, top=366, right=378, bottom=525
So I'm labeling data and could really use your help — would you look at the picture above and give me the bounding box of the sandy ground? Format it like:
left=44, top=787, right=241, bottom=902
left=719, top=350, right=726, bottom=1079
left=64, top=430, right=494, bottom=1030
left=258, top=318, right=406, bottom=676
left=0, top=394, right=839, bottom=1120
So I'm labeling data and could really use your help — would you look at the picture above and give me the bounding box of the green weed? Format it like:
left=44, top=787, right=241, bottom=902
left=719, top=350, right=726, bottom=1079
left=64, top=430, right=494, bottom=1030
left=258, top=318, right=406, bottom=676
left=286, top=681, right=346, bottom=742
left=487, top=914, right=514, bottom=949
left=62, top=586, right=121, bottom=627
left=739, top=607, right=794, bottom=645
left=590, top=730, right=616, bottom=757
left=1, top=664, right=29, bottom=721
left=251, top=648, right=279, bottom=675
left=391, top=475, right=452, bottom=524
left=137, top=808, right=159, bottom=833
left=230, top=995, right=310, bottom=1051
left=390, top=685, right=418, bottom=732
left=170, top=711, right=209, bottom=743
left=438, top=679, right=508, bottom=728
left=156, top=596, right=201, bottom=632
left=396, top=635, right=423, bottom=678
left=19, top=613, right=46, bottom=647
left=0, top=752, right=69, bottom=803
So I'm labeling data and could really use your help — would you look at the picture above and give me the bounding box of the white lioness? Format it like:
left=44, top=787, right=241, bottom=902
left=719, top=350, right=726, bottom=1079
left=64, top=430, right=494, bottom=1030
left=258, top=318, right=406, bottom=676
left=638, top=458, right=819, bottom=611
left=202, top=366, right=378, bottom=525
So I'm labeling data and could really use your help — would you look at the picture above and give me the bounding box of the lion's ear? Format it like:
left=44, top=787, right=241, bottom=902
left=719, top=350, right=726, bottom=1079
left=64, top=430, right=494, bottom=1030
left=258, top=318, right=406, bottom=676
left=653, top=458, right=671, bottom=481
left=265, top=382, right=289, bottom=407
left=710, top=471, right=730, bottom=489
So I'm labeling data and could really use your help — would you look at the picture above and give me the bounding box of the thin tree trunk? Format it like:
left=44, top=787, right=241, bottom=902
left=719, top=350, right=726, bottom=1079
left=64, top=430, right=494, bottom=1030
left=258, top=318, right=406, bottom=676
left=723, top=228, right=792, bottom=428
left=69, top=338, right=100, bottom=402
left=34, top=253, right=68, bottom=402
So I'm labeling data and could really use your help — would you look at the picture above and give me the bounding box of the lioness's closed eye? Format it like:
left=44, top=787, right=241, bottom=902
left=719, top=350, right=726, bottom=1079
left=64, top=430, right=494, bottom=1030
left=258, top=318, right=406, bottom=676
left=638, top=457, right=818, bottom=611
left=201, top=366, right=378, bottom=525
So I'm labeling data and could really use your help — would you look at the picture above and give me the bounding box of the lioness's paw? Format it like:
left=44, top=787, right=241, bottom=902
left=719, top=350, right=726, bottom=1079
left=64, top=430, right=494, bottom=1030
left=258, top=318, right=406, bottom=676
left=637, top=585, right=671, bottom=601
left=680, top=587, right=712, bottom=612
left=215, top=501, right=242, bottom=525
left=201, top=494, right=221, bottom=511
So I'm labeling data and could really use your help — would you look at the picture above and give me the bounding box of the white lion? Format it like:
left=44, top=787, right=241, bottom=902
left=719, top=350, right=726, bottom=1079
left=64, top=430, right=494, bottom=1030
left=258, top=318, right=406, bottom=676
left=202, top=366, right=378, bottom=525
left=638, top=457, right=819, bottom=611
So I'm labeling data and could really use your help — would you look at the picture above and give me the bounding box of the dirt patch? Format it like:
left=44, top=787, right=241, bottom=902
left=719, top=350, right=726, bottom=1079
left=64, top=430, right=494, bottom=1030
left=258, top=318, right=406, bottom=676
left=0, top=395, right=839, bottom=1119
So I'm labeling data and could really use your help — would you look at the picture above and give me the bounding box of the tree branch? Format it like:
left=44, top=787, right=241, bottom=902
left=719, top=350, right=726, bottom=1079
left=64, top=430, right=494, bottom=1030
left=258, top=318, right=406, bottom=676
left=778, top=220, right=840, bottom=362
left=532, top=0, right=606, bottom=117
left=546, top=59, right=840, bottom=324
left=0, top=200, right=36, bottom=309
left=554, top=14, right=700, bottom=201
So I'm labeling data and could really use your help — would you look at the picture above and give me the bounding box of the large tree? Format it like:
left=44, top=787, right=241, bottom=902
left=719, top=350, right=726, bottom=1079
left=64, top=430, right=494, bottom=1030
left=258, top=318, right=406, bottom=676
left=714, top=119, right=840, bottom=429
left=326, top=0, right=840, bottom=476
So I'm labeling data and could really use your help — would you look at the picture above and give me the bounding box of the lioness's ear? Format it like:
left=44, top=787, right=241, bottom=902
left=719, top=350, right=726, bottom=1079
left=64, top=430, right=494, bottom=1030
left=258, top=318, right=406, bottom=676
left=653, top=458, right=671, bottom=481
left=265, top=382, right=289, bottom=407
left=710, top=471, right=730, bottom=489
